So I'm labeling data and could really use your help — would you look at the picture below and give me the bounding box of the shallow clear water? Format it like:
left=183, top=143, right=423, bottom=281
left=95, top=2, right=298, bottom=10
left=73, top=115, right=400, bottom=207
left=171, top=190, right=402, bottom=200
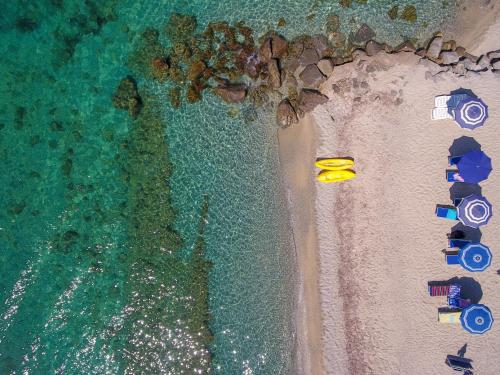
left=0, top=0, right=456, bottom=373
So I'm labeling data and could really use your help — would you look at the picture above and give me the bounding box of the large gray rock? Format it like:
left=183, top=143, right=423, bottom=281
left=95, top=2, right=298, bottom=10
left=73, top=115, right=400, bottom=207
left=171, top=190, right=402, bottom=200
left=268, top=59, right=282, bottom=88
left=300, top=48, right=320, bottom=66
left=439, top=51, right=459, bottom=65
left=426, top=36, right=443, bottom=59
left=492, top=60, right=500, bottom=70
left=213, top=83, right=247, bottom=103
left=395, top=40, right=416, bottom=52
left=297, top=89, right=328, bottom=113
left=477, top=54, right=491, bottom=69
left=487, top=50, right=500, bottom=60
left=353, top=23, right=376, bottom=43
left=365, top=40, right=383, bottom=56
left=259, top=38, right=272, bottom=64
left=271, top=35, right=288, bottom=59
left=276, top=99, right=298, bottom=128
left=317, top=59, right=334, bottom=77
left=463, top=58, right=484, bottom=72
left=299, top=64, right=326, bottom=88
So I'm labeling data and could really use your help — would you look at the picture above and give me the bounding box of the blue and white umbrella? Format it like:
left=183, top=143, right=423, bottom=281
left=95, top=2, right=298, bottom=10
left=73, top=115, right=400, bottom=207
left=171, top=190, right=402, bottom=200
left=458, top=243, right=492, bottom=272
left=457, top=194, right=493, bottom=228
left=454, top=97, right=488, bottom=130
left=460, top=304, right=493, bottom=334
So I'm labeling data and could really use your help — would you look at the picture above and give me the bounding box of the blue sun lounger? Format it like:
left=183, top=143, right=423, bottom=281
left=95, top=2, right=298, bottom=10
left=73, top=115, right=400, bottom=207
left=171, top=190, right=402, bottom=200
left=445, top=252, right=460, bottom=265
left=448, top=238, right=471, bottom=248
left=435, top=206, right=458, bottom=220
left=446, top=170, right=461, bottom=182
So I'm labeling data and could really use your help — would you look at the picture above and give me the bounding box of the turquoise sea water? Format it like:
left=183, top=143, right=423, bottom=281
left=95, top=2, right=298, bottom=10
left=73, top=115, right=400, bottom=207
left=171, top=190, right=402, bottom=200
left=0, top=1, right=457, bottom=373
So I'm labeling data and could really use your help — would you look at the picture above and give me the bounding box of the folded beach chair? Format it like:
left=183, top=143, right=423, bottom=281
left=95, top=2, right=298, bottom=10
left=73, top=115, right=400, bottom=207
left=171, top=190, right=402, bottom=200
left=448, top=238, right=471, bottom=249
left=448, top=156, right=462, bottom=166
left=435, top=206, right=458, bottom=220
left=445, top=355, right=473, bottom=371
left=428, top=283, right=451, bottom=297
left=445, top=252, right=460, bottom=265
left=438, top=309, right=462, bottom=323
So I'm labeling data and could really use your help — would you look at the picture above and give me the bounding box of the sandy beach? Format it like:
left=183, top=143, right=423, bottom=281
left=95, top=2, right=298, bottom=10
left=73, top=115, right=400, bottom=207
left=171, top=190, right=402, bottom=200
left=281, top=10, right=500, bottom=375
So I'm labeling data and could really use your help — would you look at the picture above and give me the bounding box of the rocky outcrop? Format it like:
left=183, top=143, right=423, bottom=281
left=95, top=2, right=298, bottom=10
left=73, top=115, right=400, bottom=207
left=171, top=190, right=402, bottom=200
left=213, top=83, right=247, bottom=103
left=439, top=51, right=459, bottom=65
left=299, top=64, right=326, bottom=88
left=268, top=59, right=282, bottom=88
left=112, top=76, right=142, bottom=118
left=297, top=89, right=328, bottom=113
left=276, top=99, right=298, bottom=128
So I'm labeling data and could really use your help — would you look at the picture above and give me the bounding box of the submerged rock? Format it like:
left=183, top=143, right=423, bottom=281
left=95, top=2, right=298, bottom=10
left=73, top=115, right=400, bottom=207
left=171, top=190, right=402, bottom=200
left=213, top=83, right=247, bottom=103
left=426, top=36, right=443, bottom=60
left=400, top=5, right=417, bottom=23
left=259, top=38, right=273, bottom=64
left=276, top=99, right=298, bottom=128
left=353, top=24, right=376, bottom=43
left=112, top=76, right=142, bottom=118
left=299, top=64, right=326, bottom=88
left=388, top=5, right=398, bottom=20
left=297, top=89, right=328, bottom=113
left=165, top=13, right=197, bottom=43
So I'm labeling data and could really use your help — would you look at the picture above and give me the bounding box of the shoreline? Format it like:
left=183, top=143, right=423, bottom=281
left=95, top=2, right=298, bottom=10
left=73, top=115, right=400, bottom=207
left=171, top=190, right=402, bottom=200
left=278, top=114, right=323, bottom=375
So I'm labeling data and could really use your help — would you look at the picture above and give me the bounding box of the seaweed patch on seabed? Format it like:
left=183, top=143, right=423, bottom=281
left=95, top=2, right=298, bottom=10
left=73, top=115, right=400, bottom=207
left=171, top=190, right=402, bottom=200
left=116, top=86, right=213, bottom=372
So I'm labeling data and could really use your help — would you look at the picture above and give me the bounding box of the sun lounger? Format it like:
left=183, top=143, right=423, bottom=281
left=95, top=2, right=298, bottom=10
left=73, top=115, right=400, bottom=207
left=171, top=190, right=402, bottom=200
left=448, top=284, right=461, bottom=298
left=446, top=170, right=461, bottom=182
left=448, top=238, right=471, bottom=248
left=429, top=284, right=451, bottom=296
left=435, top=206, right=458, bottom=220
left=438, top=309, right=462, bottom=323
left=435, top=94, right=470, bottom=108
left=432, top=107, right=454, bottom=120
left=448, top=297, right=472, bottom=309
left=445, top=252, right=460, bottom=265
left=448, top=155, right=461, bottom=166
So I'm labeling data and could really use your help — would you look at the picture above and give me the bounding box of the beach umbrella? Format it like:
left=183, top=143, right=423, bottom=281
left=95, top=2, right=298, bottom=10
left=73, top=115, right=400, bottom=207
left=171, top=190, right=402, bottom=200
left=456, top=150, right=492, bottom=183
left=456, top=194, right=492, bottom=228
left=454, top=97, right=488, bottom=130
left=460, top=304, right=493, bottom=334
left=458, top=243, right=492, bottom=272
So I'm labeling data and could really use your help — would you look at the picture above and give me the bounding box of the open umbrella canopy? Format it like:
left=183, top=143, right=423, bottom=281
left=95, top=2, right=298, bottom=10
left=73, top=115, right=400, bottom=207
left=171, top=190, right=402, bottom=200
left=460, top=304, right=493, bottom=334
left=457, top=150, right=492, bottom=183
left=457, top=194, right=493, bottom=228
left=454, top=97, right=488, bottom=130
left=458, top=243, right=492, bottom=272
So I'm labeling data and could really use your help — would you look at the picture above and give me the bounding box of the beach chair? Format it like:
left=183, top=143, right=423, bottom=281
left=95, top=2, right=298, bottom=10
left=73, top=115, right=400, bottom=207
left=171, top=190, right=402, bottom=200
left=435, top=94, right=470, bottom=109
left=432, top=107, right=453, bottom=120
left=438, top=309, right=462, bottom=323
left=448, top=156, right=462, bottom=166
left=445, top=252, right=460, bottom=265
left=448, top=297, right=472, bottom=309
left=448, top=238, right=471, bottom=249
left=445, top=355, right=473, bottom=372
left=428, top=283, right=451, bottom=297
left=446, top=170, right=462, bottom=182
left=435, top=206, right=458, bottom=220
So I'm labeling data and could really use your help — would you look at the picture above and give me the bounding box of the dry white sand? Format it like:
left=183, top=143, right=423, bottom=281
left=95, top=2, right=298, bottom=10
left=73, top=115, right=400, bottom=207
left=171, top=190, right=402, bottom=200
left=281, top=21, right=500, bottom=375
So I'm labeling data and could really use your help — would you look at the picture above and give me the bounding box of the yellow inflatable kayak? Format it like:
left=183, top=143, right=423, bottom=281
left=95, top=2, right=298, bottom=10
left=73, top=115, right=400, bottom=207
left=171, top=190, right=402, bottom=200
left=315, top=158, right=354, bottom=171
left=317, top=169, right=356, bottom=183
